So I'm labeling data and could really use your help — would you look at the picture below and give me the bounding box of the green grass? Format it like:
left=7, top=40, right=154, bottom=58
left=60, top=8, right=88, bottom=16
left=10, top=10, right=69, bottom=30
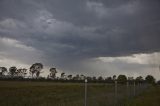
left=125, top=86, right=160, bottom=106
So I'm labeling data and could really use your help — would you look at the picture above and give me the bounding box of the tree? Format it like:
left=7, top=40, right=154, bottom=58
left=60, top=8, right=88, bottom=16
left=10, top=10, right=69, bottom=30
left=67, top=75, right=72, bottom=80
left=36, top=71, right=40, bottom=78
left=22, top=68, right=27, bottom=77
left=0, top=67, right=7, bottom=76
left=136, top=76, right=144, bottom=83
left=105, top=77, right=113, bottom=83
left=9, top=66, right=17, bottom=77
left=75, top=74, right=80, bottom=80
left=17, top=68, right=27, bottom=77
left=113, top=75, right=116, bottom=80
left=86, top=76, right=92, bottom=81
left=145, top=75, right=155, bottom=84
left=80, top=74, right=85, bottom=80
left=29, top=63, right=43, bottom=78
left=92, top=76, right=97, bottom=81
left=157, top=80, right=160, bottom=85
left=97, top=76, right=103, bottom=81
left=117, top=75, right=127, bottom=83
left=73, top=74, right=80, bottom=80
left=49, top=68, right=57, bottom=79
left=61, top=72, right=65, bottom=79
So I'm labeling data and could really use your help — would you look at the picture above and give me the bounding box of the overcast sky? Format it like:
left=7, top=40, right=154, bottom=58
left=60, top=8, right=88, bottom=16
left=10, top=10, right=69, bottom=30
left=0, top=0, right=160, bottom=79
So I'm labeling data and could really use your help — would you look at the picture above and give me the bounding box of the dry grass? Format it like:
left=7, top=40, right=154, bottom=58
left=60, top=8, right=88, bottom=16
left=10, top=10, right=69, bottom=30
left=125, top=86, right=160, bottom=106
left=0, top=81, right=151, bottom=106
left=0, top=81, right=117, bottom=106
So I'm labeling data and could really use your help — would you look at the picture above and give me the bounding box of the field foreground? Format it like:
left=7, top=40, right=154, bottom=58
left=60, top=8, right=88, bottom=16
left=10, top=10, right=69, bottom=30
left=125, top=85, right=160, bottom=106
left=0, top=81, right=158, bottom=106
left=0, top=81, right=115, bottom=106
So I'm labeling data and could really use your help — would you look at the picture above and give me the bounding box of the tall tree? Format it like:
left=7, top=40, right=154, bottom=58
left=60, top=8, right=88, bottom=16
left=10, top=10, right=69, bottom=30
left=113, top=75, right=116, bottom=81
left=105, top=77, right=113, bottom=83
left=98, top=76, right=103, bottom=81
left=29, top=63, right=43, bottom=78
left=80, top=74, right=85, bottom=80
left=61, top=72, right=65, bottom=79
left=92, top=76, right=97, bottom=81
left=22, top=68, right=27, bottom=77
left=0, top=67, right=7, bottom=76
left=17, top=68, right=27, bottom=77
left=117, top=75, right=127, bottom=83
left=136, top=76, right=144, bottom=83
left=9, top=66, right=17, bottom=77
left=67, top=75, right=72, bottom=80
left=75, top=74, right=80, bottom=80
left=49, top=68, right=57, bottom=79
left=145, top=75, right=155, bottom=84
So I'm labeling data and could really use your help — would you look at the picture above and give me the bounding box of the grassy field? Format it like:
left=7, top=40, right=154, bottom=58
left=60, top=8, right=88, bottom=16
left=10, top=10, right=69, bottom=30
left=0, top=81, right=116, bottom=106
left=0, top=81, right=154, bottom=106
left=125, top=86, right=160, bottom=106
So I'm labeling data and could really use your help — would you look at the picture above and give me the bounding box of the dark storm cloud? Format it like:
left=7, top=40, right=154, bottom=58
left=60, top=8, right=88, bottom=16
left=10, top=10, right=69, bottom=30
left=0, top=0, right=160, bottom=72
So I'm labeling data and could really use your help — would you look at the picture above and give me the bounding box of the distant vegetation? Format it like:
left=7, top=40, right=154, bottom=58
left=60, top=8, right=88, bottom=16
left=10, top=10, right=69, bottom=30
left=0, top=63, right=158, bottom=84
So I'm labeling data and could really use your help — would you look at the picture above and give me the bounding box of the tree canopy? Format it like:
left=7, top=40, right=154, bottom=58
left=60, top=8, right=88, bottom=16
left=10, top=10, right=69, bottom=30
left=117, top=75, right=127, bottom=83
left=145, top=75, right=155, bottom=84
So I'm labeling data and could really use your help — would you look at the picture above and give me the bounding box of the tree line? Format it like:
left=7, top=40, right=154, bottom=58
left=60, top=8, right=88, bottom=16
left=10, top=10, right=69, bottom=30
left=0, top=63, right=156, bottom=84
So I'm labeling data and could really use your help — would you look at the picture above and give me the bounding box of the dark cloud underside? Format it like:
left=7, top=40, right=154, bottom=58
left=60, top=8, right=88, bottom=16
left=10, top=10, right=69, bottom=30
left=0, top=0, right=160, bottom=76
